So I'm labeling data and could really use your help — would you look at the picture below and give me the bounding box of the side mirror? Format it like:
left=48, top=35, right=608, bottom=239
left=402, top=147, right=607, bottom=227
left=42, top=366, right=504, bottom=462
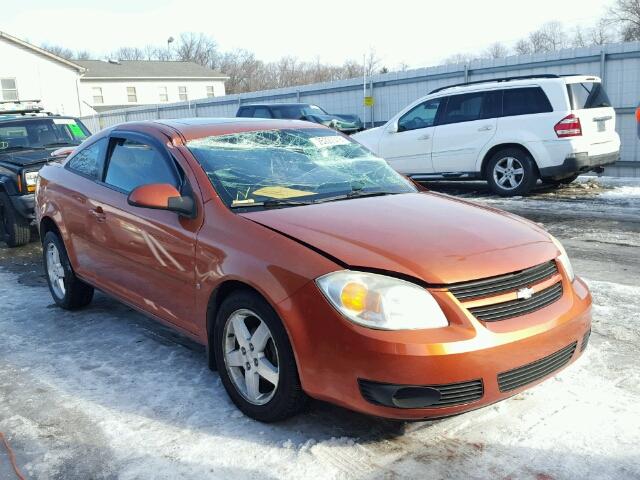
left=51, top=146, right=75, bottom=159
left=127, top=183, right=196, bottom=218
left=388, top=121, right=399, bottom=133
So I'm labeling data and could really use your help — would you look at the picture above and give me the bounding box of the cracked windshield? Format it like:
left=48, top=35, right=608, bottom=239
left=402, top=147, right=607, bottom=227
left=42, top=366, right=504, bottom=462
left=186, top=127, right=416, bottom=209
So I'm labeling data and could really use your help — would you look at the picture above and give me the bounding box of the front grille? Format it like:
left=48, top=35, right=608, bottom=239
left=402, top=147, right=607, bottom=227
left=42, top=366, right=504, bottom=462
left=468, top=282, right=563, bottom=322
left=448, top=261, right=558, bottom=301
left=498, top=342, right=577, bottom=392
left=581, top=329, right=591, bottom=352
left=359, top=379, right=484, bottom=409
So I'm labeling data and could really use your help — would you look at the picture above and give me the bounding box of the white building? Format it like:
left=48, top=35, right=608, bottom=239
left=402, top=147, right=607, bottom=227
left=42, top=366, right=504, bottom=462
left=0, top=31, right=89, bottom=117
left=0, top=30, right=228, bottom=117
left=76, top=60, right=228, bottom=112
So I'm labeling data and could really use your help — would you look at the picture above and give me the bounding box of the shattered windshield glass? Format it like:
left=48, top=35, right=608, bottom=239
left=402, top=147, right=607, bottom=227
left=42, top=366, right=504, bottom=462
left=186, top=128, right=416, bottom=209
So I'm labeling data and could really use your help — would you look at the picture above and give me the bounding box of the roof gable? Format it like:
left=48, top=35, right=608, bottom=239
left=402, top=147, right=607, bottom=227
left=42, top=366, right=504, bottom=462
left=0, top=31, right=85, bottom=72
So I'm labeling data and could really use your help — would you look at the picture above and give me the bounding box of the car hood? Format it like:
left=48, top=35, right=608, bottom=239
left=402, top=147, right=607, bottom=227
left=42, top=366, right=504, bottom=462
left=240, top=192, right=558, bottom=284
left=0, top=148, right=56, bottom=166
left=309, top=114, right=357, bottom=126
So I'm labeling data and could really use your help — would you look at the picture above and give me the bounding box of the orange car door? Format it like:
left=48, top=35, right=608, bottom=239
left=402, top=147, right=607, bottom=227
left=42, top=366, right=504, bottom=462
left=85, top=132, right=202, bottom=334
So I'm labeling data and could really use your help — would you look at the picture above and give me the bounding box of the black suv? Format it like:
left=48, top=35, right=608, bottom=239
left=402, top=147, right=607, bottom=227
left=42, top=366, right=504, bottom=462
left=236, top=103, right=363, bottom=134
left=0, top=102, right=90, bottom=247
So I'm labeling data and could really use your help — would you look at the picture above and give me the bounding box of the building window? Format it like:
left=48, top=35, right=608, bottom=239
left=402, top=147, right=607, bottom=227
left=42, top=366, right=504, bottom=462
left=127, top=86, right=137, bottom=103
left=1, top=78, right=18, bottom=101
left=158, top=86, right=168, bottom=102
left=92, top=87, right=104, bottom=104
left=206, top=85, right=215, bottom=98
left=178, top=86, right=188, bottom=101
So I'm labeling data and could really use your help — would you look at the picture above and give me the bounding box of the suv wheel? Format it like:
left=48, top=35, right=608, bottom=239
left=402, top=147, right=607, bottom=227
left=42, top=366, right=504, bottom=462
left=0, top=192, right=31, bottom=247
left=486, top=148, right=538, bottom=196
left=214, top=290, right=308, bottom=422
left=43, top=231, right=94, bottom=309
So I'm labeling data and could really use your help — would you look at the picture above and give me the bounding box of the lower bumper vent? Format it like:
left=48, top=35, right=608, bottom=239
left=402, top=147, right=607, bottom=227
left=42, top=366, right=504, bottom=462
left=497, top=342, right=577, bottom=392
left=581, top=329, right=591, bottom=352
left=359, top=379, right=483, bottom=409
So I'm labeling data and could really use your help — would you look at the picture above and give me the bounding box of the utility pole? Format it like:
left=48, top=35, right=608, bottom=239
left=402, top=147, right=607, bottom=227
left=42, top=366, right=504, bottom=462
left=167, top=36, right=174, bottom=60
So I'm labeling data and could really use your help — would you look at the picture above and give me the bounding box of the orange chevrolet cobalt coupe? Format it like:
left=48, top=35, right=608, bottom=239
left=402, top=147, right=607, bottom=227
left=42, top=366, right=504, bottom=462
left=35, top=119, right=591, bottom=422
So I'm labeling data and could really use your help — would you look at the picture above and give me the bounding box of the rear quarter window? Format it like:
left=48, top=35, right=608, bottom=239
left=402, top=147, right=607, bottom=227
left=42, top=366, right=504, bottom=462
left=502, top=87, right=553, bottom=117
left=566, top=82, right=611, bottom=109
left=236, top=107, right=254, bottom=118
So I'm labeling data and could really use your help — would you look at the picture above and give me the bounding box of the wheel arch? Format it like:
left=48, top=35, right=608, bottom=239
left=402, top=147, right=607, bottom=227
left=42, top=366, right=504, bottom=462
left=205, top=279, right=289, bottom=371
left=39, top=215, right=62, bottom=242
left=480, top=143, right=539, bottom=179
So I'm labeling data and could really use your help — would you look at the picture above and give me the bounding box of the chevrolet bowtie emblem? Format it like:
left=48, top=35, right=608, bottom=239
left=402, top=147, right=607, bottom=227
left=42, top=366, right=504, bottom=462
left=517, top=287, right=534, bottom=300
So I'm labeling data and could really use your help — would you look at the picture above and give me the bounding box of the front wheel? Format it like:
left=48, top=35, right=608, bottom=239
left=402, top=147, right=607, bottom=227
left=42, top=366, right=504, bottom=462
left=213, top=290, right=308, bottom=422
left=0, top=193, right=31, bottom=247
left=486, top=149, right=538, bottom=196
left=43, top=231, right=94, bottom=310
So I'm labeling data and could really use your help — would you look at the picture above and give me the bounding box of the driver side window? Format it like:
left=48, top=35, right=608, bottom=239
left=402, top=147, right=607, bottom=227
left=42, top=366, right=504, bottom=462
left=398, top=98, right=443, bottom=132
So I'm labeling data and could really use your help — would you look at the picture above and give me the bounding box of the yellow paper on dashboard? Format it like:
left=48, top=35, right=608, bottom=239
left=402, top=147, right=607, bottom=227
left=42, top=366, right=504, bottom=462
left=253, top=186, right=316, bottom=199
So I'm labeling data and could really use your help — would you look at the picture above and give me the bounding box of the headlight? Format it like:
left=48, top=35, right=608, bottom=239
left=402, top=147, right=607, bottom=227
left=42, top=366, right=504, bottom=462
left=550, top=235, right=575, bottom=282
left=24, top=171, right=39, bottom=192
left=316, top=270, right=449, bottom=330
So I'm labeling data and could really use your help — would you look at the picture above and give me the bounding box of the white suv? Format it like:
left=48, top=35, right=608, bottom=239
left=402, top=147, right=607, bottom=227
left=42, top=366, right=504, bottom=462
left=353, top=75, right=620, bottom=196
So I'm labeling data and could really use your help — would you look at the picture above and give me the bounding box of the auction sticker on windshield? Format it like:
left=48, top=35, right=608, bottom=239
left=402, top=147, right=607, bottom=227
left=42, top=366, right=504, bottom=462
left=308, top=136, right=350, bottom=148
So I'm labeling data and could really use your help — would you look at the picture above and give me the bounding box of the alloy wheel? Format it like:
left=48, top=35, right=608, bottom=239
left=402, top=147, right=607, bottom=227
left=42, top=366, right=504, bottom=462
left=493, top=156, right=525, bottom=190
left=223, top=308, right=280, bottom=405
left=46, top=242, right=66, bottom=298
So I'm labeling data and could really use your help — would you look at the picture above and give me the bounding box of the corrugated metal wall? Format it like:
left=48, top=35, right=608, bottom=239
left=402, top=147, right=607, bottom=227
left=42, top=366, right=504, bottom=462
left=82, top=41, right=640, bottom=177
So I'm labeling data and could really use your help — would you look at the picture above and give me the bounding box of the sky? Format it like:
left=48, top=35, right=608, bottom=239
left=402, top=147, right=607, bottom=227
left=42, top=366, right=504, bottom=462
left=3, top=0, right=612, bottom=69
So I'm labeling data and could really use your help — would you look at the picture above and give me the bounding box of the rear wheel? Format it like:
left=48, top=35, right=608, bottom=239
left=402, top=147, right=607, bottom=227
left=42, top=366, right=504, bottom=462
left=0, top=192, right=31, bottom=247
left=43, top=231, right=94, bottom=309
left=486, top=148, right=538, bottom=196
left=214, top=290, right=308, bottom=422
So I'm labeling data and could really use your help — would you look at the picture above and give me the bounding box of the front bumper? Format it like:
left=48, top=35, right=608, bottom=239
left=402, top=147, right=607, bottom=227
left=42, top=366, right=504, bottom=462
left=278, top=274, right=592, bottom=420
left=8, top=193, right=35, bottom=220
left=539, top=151, right=619, bottom=180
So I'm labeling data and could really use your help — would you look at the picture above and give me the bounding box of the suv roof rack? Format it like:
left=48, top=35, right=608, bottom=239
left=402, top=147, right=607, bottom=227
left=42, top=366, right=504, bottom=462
left=0, top=99, right=44, bottom=115
left=428, top=74, right=560, bottom=95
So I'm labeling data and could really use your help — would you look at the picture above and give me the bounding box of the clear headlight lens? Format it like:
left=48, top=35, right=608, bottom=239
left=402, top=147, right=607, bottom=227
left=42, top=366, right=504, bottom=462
left=550, top=235, right=575, bottom=282
left=24, top=171, right=39, bottom=192
left=316, top=270, right=449, bottom=330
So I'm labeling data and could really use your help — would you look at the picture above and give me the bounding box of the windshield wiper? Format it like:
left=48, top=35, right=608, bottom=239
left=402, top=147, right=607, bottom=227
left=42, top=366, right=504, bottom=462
left=230, top=198, right=317, bottom=209
left=0, top=146, right=45, bottom=152
left=42, top=142, right=77, bottom=148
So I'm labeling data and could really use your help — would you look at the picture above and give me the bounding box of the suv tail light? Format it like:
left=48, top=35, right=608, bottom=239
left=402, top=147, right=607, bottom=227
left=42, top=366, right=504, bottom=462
left=555, top=114, right=582, bottom=138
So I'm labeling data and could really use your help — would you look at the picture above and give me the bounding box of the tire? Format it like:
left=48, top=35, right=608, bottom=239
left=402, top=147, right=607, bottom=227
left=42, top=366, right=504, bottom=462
left=213, top=290, right=308, bottom=422
left=42, top=230, right=94, bottom=310
left=485, top=148, right=538, bottom=196
left=0, top=192, right=31, bottom=247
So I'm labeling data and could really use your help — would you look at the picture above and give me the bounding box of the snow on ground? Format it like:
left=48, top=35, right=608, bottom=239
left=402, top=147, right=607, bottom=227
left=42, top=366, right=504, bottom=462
left=0, top=271, right=639, bottom=479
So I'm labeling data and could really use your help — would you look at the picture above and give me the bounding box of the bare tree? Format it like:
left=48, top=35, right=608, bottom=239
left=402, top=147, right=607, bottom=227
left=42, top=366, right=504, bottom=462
left=485, top=42, right=509, bottom=59
left=609, top=0, right=640, bottom=40
left=514, top=39, right=533, bottom=55
left=527, top=21, right=568, bottom=53
left=442, top=52, right=478, bottom=65
left=364, top=48, right=382, bottom=78
left=40, top=43, right=75, bottom=60
left=175, top=32, right=217, bottom=66
left=590, top=18, right=616, bottom=45
left=111, top=47, right=146, bottom=61
left=571, top=26, right=588, bottom=48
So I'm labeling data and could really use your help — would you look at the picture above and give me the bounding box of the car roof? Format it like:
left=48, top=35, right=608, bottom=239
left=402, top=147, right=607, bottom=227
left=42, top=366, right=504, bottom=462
left=0, top=115, right=79, bottom=123
left=431, top=74, right=601, bottom=96
left=140, top=118, right=321, bottom=141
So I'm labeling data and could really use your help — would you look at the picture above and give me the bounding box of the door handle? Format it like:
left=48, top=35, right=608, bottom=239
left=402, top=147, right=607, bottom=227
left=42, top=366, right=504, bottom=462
left=478, top=125, right=493, bottom=131
left=418, top=133, right=431, bottom=140
left=89, top=206, right=106, bottom=222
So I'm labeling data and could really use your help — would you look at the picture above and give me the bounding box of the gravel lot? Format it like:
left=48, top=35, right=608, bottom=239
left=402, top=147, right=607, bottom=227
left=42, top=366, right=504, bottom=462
left=0, top=177, right=639, bottom=480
